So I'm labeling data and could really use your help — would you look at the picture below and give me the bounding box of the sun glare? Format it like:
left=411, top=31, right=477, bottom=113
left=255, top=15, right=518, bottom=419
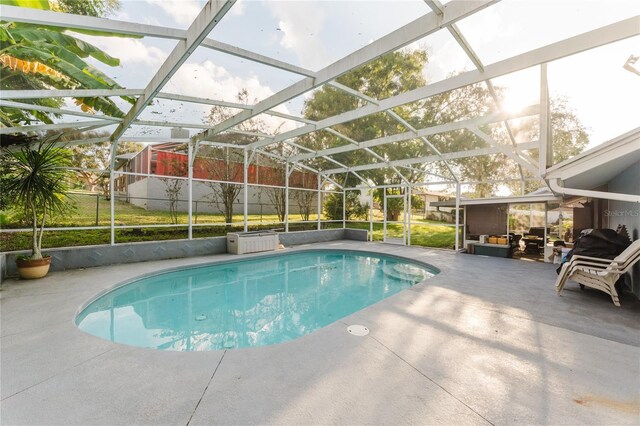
left=501, top=89, right=536, bottom=114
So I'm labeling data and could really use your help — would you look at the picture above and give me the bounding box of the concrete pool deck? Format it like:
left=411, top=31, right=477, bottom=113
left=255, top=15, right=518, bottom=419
left=1, top=240, right=639, bottom=425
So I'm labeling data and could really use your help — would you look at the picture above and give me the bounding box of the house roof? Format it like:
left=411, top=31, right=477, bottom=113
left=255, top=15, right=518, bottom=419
left=545, top=127, right=640, bottom=190
left=432, top=188, right=562, bottom=207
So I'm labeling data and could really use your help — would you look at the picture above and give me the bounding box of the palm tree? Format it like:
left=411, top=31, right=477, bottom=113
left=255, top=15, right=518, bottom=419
left=2, top=139, right=72, bottom=260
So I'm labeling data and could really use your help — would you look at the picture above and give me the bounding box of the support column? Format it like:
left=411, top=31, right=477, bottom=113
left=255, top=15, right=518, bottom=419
left=342, top=189, right=346, bottom=230
left=369, top=191, right=374, bottom=242
left=455, top=183, right=461, bottom=252
left=317, top=174, right=321, bottom=231
left=187, top=142, right=193, bottom=240
left=463, top=205, right=467, bottom=248
left=383, top=190, right=387, bottom=242
left=243, top=148, right=248, bottom=232
left=285, top=162, right=289, bottom=232
left=539, top=63, right=552, bottom=177
left=407, top=185, right=412, bottom=246
left=109, top=167, right=115, bottom=246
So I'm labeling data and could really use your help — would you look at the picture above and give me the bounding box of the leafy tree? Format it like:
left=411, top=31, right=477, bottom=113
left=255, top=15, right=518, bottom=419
left=300, top=51, right=589, bottom=202
left=505, top=97, right=589, bottom=195
left=0, top=0, right=133, bottom=127
left=323, top=191, right=368, bottom=221
left=204, top=89, right=279, bottom=226
left=260, top=145, right=287, bottom=223
left=200, top=146, right=244, bottom=226
left=293, top=189, right=314, bottom=221
left=301, top=51, right=430, bottom=219
left=68, top=135, right=140, bottom=193
left=159, top=156, right=187, bottom=224
left=52, top=0, right=120, bottom=17
left=302, top=50, right=428, bottom=177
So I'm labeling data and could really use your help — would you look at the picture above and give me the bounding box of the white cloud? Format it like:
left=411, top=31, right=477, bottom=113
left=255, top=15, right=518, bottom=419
left=146, top=0, right=203, bottom=26
left=265, top=2, right=330, bottom=70
left=79, top=35, right=168, bottom=68
left=228, top=0, right=245, bottom=17
left=166, top=61, right=295, bottom=133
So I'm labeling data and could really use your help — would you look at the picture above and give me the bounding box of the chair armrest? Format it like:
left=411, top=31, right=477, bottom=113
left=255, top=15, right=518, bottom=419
left=569, top=255, right=611, bottom=263
left=568, top=260, right=611, bottom=270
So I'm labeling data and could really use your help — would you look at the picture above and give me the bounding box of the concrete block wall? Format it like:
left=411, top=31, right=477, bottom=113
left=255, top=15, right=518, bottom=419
left=1, top=228, right=368, bottom=280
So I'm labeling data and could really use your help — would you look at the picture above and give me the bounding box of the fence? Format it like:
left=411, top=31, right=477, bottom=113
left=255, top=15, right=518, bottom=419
left=0, top=190, right=457, bottom=251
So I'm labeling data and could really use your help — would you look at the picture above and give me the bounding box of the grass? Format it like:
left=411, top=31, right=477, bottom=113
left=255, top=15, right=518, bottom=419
left=1, top=193, right=455, bottom=251
left=2, top=193, right=318, bottom=228
left=345, top=221, right=456, bottom=248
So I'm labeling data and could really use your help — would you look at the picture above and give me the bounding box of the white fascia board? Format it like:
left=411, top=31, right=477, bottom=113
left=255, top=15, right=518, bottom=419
left=194, top=0, right=499, bottom=141
left=545, top=127, right=640, bottom=180
left=322, top=141, right=538, bottom=175
left=111, top=0, right=236, bottom=142
left=459, top=194, right=562, bottom=206
left=253, top=16, right=638, bottom=151
left=0, top=5, right=312, bottom=78
left=290, top=105, right=538, bottom=161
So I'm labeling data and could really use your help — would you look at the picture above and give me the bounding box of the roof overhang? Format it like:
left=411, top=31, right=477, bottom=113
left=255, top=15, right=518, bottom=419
left=432, top=193, right=562, bottom=208
left=545, top=127, right=640, bottom=190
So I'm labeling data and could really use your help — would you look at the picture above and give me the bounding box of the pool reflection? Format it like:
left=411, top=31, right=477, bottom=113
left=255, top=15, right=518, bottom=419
left=77, top=251, right=436, bottom=351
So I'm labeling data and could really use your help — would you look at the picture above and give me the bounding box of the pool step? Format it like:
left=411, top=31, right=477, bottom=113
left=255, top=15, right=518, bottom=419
left=382, top=263, right=433, bottom=282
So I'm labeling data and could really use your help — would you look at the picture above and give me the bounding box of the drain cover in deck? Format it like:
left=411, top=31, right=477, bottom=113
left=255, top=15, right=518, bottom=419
left=347, top=325, right=369, bottom=336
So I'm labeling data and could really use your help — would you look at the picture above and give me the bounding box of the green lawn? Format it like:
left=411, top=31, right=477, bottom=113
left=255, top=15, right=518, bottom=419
left=1, top=193, right=455, bottom=251
left=345, top=221, right=456, bottom=248
left=2, top=193, right=318, bottom=228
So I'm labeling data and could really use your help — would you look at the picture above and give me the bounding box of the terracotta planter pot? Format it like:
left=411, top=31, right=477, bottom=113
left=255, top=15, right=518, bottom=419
left=16, top=256, right=52, bottom=279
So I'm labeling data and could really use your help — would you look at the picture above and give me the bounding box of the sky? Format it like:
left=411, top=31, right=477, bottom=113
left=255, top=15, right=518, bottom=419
left=63, top=0, right=639, bottom=147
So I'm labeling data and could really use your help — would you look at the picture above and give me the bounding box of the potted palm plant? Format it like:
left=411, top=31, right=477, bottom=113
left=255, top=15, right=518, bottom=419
left=3, top=140, right=72, bottom=279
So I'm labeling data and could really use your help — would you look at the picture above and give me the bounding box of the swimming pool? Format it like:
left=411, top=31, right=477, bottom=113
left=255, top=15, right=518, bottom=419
left=76, top=250, right=438, bottom=351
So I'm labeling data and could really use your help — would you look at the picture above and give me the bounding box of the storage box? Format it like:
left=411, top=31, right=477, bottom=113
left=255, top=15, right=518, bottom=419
left=474, top=244, right=510, bottom=258
left=488, top=237, right=498, bottom=244
left=497, top=237, right=508, bottom=245
left=227, top=231, right=279, bottom=254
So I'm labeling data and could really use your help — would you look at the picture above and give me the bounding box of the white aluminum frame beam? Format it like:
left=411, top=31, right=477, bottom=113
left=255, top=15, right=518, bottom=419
left=1, top=89, right=141, bottom=99
left=468, top=126, right=538, bottom=175
left=328, top=81, right=459, bottom=182
left=425, top=0, right=525, bottom=183
left=0, top=120, right=110, bottom=135
left=194, top=0, right=498, bottom=141
left=110, top=0, right=236, bottom=143
left=0, top=100, right=123, bottom=122
left=291, top=105, right=538, bottom=161
left=324, top=141, right=538, bottom=174
left=0, top=5, right=314, bottom=78
left=248, top=16, right=638, bottom=151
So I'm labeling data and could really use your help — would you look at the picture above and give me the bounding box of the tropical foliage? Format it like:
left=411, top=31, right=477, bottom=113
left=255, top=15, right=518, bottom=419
left=0, top=0, right=133, bottom=128
left=1, top=139, right=72, bottom=259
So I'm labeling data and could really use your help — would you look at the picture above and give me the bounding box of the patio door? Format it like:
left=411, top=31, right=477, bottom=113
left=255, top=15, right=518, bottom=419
left=383, top=190, right=408, bottom=245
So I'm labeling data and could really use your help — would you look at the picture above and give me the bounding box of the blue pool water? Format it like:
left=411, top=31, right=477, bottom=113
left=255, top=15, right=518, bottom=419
left=76, top=250, right=437, bottom=351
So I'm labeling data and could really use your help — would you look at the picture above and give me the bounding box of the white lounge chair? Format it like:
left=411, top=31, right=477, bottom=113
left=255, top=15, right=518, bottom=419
left=555, top=239, right=640, bottom=307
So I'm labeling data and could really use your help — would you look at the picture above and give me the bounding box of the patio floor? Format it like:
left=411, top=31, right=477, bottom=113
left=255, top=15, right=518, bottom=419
left=1, top=240, right=639, bottom=425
